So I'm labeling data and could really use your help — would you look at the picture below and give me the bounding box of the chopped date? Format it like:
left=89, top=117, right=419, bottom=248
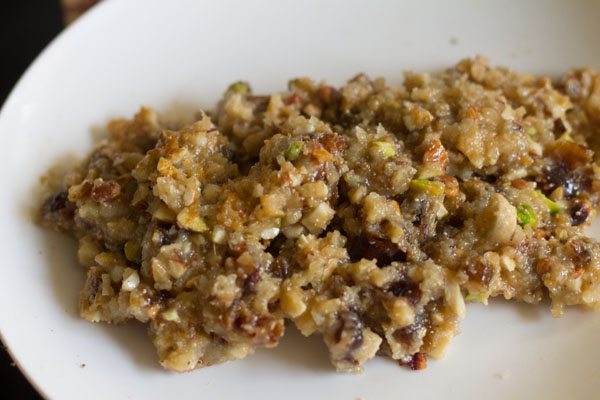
left=466, top=262, right=493, bottom=286
left=320, top=132, right=347, bottom=155
left=399, top=352, right=427, bottom=370
left=91, top=180, right=121, bottom=202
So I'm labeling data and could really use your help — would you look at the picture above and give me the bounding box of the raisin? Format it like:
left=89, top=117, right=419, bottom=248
left=266, top=234, right=286, bottom=258
left=553, top=118, right=568, bottom=135
left=269, top=257, right=292, bottom=279
left=466, top=261, right=493, bottom=286
left=393, top=319, right=424, bottom=345
left=242, top=270, right=260, bottom=297
left=387, top=279, right=421, bottom=306
left=568, top=239, right=591, bottom=266
left=42, top=190, right=68, bottom=213
left=571, top=203, right=590, bottom=226
left=334, top=311, right=364, bottom=351
left=349, top=234, right=406, bottom=267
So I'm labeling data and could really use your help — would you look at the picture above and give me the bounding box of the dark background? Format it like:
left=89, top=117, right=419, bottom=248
left=1, top=1, right=63, bottom=398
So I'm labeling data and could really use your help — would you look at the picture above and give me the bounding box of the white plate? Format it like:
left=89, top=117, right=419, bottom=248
left=1, top=0, right=600, bottom=398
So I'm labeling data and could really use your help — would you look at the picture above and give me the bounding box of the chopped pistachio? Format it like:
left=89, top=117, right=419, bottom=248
left=288, top=78, right=312, bottom=92
left=516, top=204, right=538, bottom=228
left=284, top=141, right=304, bottom=161
left=162, top=307, right=180, bottom=322
left=124, top=240, right=141, bottom=262
left=227, top=81, right=249, bottom=95
left=535, top=190, right=564, bottom=215
left=371, top=141, right=396, bottom=159
left=559, top=132, right=573, bottom=142
left=465, top=292, right=488, bottom=304
left=416, top=165, right=444, bottom=179
left=410, top=179, right=445, bottom=196
left=526, top=127, right=537, bottom=136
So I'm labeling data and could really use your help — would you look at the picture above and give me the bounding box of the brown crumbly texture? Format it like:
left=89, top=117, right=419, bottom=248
left=40, top=57, right=600, bottom=373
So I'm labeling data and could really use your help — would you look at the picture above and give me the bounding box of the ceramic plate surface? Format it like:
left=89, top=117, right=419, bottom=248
left=1, top=0, right=600, bottom=398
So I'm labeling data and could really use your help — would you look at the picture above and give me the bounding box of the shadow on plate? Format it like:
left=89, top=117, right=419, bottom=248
left=96, top=321, right=160, bottom=372
left=253, top=323, right=333, bottom=372
left=483, top=298, right=545, bottom=321
left=38, top=228, right=161, bottom=371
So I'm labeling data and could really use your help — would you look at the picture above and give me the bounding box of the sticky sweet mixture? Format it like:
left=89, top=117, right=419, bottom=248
left=40, top=57, right=600, bottom=372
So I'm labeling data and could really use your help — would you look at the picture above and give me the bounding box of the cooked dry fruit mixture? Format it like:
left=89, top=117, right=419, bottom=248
left=40, top=57, right=600, bottom=372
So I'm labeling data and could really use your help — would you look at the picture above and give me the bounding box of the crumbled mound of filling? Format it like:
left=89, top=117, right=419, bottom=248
left=40, top=57, right=600, bottom=373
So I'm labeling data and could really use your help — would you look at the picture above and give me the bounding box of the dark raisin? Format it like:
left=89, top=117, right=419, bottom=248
left=387, top=279, right=421, bottom=306
left=42, top=190, right=68, bottom=213
left=247, top=95, right=270, bottom=113
left=221, top=145, right=235, bottom=161
left=349, top=234, right=406, bottom=267
left=553, top=118, right=568, bottom=135
left=466, top=261, right=493, bottom=286
left=266, top=234, right=286, bottom=258
left=338, top=112, right=361, bottom=129
left=334, top=311, right=364, bottom=351
left=88, top=273, right=101, bottom=297
left=233, top=315, right=247, bottom=330
left=242, top=270, right=260, bottom=296
left=476, top=174, right=498, bottom=184
left=393, top=321, right=423, bottom=345
left=568, top=239, right=591, bottom=266
left=153, top=290, right=171, bottom=306
left=571, top=203, right=590, bottom=226
left=270, top=256, right=292, bottom=279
